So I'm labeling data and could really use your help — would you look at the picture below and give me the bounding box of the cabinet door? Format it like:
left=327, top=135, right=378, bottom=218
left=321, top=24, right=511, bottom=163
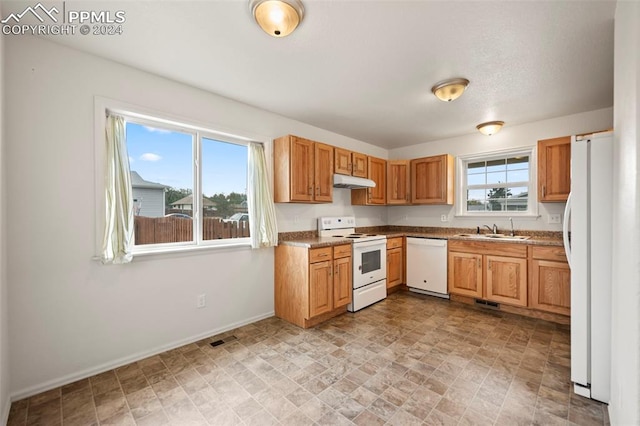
left=309, top=261, right=333, bottom=317
left=314, top=143, right=334, bottom=202
left=411, top=155, right=453, bottom=204
left=538, top=136, right=571, bottom=202
left=448, top=252, right=483, bottom=298
left=289, top=137, right=314, bottom=202
left=333, top=256, right=352, bottom=308
left=334, top=148, right=352, bottom=176
left=368, top=156, right=387, bottom=204
left=387, top=160, right=411, bottom=205
left=530, top=259, right=570, bottom=315
left=352, top=152, right=368, bottom=177
left=387, top=247, right=404, bottom=288
left=486, top=255, right=528, bottom=307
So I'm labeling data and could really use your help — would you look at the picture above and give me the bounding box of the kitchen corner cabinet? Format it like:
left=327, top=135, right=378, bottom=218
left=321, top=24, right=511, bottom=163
left=448, top=240, right=528, bottom=307
left=351, top=156, right=387, bottom=205
left=387, top=160, right=411, bottom=205
left=335, top=148, right=368, bottom=178
left=538, top=136, right=571, bottom=202
left=275, top=244, right=352, bottom=328
left=274, top=135, right=333, bottom=203
left=386, top=237, right=404, bottom=288
left=410, top=154, right=454, bottom=205
left=529, top=246, right=571, bottom=315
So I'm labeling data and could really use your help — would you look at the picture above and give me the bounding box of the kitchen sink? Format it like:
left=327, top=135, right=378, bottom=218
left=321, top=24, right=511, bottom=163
left=454, top=233, right=530, bottom=241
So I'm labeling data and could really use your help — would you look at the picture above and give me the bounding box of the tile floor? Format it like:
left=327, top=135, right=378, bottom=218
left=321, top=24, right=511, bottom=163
left=7, top=292, right=609, bottom=426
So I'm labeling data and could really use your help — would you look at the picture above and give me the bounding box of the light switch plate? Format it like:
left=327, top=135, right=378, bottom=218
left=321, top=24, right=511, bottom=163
left=548, top=214, right=561, bottom=224
left=440, top=214, right=448, bottom=222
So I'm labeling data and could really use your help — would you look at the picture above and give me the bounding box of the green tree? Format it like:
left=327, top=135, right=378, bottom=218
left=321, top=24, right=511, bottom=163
left=487, top=187, right=512, bottom=211
left=165, top=188, right=192, bottom=206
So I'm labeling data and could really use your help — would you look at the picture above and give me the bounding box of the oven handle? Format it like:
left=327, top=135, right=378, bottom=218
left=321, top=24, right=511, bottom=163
left=352, top=239, right=387, bottom=249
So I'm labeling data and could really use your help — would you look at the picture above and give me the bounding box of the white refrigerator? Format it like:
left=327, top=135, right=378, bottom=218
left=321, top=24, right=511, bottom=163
left=562, top=131, right=613, bottom=403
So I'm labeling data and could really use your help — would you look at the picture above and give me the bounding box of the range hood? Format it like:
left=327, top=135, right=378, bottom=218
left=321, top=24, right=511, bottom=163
left=333, top=174, right=376, bottom=189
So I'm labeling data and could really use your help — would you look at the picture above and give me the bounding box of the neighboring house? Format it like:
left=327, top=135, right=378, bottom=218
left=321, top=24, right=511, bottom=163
left=232, top=200, right=248, bottom=214
left=131, top=171, right=167, bottom=218
left=170, top=195, right=217, bottom=212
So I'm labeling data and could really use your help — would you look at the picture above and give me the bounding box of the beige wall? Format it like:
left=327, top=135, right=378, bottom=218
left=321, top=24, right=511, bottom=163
left=610, top=1, right=640, bottom=423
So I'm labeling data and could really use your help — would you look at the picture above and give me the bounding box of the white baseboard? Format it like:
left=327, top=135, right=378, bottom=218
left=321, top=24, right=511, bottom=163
left=1, top=394, right=11, bottom=426
left=10, top=311, right=275, bottom=401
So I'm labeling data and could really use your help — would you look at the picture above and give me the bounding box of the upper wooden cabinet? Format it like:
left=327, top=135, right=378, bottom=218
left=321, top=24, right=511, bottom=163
left=538, top=136, right=571, bottom=202
left=352, top=156, right=387, bottom=205
left=410, top=154, right=454, bottom=204
left=335, top=148, right=367, bottom=178
left=274, top=135, right=333, bottom=203
left=387, top=160, right=411, bottom=205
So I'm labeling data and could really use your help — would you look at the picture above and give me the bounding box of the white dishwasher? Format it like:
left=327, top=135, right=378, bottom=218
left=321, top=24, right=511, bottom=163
left=406, top=237, right=449, bottom=298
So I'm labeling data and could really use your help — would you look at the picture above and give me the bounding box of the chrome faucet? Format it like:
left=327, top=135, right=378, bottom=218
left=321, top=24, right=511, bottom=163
left=483, top=224, right=498, bottom=234
left=509, top=217, right=515, bottom=236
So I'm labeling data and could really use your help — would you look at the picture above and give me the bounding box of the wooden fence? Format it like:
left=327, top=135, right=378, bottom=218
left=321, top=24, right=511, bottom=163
left=134, top=216, right=250, bottom=245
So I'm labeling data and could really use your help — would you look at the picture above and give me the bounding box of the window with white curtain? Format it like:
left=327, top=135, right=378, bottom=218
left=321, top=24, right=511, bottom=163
left=124, top=118, right=250, bottom=249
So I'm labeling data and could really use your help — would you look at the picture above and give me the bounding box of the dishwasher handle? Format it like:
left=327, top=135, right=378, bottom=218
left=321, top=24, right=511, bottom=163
left=406, top=237, right=447, bottom=247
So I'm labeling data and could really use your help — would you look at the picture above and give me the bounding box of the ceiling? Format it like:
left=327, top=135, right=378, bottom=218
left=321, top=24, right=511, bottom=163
left=3, top=1, right=616, bottom=149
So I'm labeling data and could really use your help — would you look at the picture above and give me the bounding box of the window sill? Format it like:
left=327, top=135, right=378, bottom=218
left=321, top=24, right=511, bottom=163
left=93, top=240, right=253, bottom=262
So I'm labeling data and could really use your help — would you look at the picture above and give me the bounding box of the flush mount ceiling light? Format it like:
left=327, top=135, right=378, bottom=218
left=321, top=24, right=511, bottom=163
left=431, top=78, right=470, bottom=102
left=250, top=0, right=304, bottom=37
left=476, top=121, right=505, bottom=136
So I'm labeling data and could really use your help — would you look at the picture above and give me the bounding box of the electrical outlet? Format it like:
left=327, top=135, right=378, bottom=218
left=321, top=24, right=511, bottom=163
left=440, top=214, right=448, bottom=222
left=197, top=294, right=206, bottom=308
left=548, top=214, right=561, bottom=224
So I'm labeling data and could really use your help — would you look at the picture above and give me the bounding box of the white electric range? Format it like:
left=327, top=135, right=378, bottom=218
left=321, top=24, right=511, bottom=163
left=318, top=217, right=387, bottom=312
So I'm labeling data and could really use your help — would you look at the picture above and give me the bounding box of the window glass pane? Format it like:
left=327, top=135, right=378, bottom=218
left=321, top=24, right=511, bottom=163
left=467, top=161, right=486, bottom=174
left=467, top=173, right=486, bottom=186
left=487, top=198, right=506, bottom=211
left=507, top=156, right=529, bottom=170
left=506, top=187, right=528, bottom=211
left=487, top=171, right=506, bottom=185
left=507, top=169, right=529, bottom=182
left=202, top=138, right=249, bottom=241
left=126, top=122, right=194, bottom=245
left=486, top=159, right=506, bottom=172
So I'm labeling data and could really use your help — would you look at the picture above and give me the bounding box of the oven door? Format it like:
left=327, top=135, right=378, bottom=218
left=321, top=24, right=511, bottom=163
left=352, top=239, right=387, bottom=289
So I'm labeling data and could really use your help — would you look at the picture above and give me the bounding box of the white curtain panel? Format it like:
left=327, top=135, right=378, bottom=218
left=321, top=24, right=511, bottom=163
left=247, top=142, right=278, bottom=248
left=101, top=114, right=134, bottom=264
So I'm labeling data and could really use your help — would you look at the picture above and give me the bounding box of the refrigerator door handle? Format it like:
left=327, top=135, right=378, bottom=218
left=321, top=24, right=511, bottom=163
left=563, top=192, right=572, bottom=269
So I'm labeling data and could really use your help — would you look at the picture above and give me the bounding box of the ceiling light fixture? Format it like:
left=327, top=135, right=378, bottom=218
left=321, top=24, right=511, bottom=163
left=476, top=121, right=505, bottom=136
left=431, top=78, right=470, bottom=102
left=250, top=0, right=304, bottom=38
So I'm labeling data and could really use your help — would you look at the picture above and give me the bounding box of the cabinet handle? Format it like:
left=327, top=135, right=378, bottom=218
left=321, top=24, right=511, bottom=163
left=477, top=258, right=481, bottom=269
left=308, top=186, right=313, bottom=195
left=348, top=163, right=352, bottom=172
left=542, top=186, right=546, bottom=197
left=316, top=186, right=320, bottom=196
left=488, top=260, right=491, bottom=270
left=318, top=253, right=328, bottom=257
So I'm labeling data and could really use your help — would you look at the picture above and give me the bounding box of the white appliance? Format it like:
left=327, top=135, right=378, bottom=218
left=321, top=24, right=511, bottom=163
left=318, top=217, right=387, bottom=312
left=563, top=131, right=613, bottom=402
left=406, top=237, right=449, bottom=298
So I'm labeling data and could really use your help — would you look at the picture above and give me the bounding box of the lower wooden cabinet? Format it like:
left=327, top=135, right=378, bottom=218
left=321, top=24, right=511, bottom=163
left=448, top=240, right=528, bottom=307
left=386, top=237, right=404, bottom=289
left=529, top=246, right=571, bottom=315
left=275, top=244, right=352, bottom=328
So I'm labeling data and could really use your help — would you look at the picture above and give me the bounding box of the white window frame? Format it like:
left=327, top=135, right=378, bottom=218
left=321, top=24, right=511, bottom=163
left=455, top=146, right=539, bottom=218
left=94, top=97, right=271, bottom=257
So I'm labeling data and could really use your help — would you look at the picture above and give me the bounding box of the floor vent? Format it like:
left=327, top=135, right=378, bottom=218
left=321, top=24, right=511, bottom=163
left=210, top=335, right=238, bottom=347
left=475, top=299, right=500, bottom=310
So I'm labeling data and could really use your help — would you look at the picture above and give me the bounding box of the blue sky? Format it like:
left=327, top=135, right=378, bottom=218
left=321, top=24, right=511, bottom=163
left=126, top=122, right=248, bottom=196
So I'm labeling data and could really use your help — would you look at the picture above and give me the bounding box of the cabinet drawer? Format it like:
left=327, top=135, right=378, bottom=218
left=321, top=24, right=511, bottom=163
left=333, top=244, right=351, bottom=259
left=309, top=247, right=332, bottom=263
left=387, top=237, right=403, bottom=250
left=448, top=240, right=527, bottom=258
left=531, top=246, right=567, bottom=262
